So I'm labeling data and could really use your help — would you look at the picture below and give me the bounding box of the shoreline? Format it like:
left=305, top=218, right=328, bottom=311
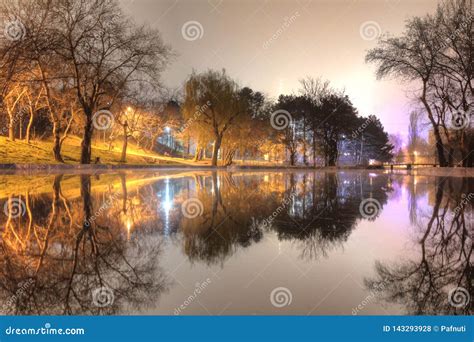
left=0, top=163, right=473, bottom=177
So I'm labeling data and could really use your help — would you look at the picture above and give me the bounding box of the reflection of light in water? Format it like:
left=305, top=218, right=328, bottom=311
left=161, top=178, right=172, bottom=236
left=126, top=218, right=132, bottom=240
left=369, top=173, right=377, bottom=178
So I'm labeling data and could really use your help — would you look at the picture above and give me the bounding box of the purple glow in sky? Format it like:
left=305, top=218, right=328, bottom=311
left=120, top=0, right=439, bottom=139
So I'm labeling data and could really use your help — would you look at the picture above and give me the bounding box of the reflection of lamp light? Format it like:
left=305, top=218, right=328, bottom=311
left=165, top=126, right=171, bottom=133
left=126, top=218, right=132, bottom=240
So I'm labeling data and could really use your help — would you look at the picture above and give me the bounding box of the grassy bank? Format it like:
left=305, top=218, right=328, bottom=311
left=0, top=136, right=189, bottom=166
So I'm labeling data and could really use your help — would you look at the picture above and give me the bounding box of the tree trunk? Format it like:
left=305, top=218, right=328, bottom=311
left=420, top=82, right=447, bottom=167
left=52, top=121, right=64, bottom=162
left=328, top=153, right=337, bottom=167
left=211, top=135, right=222, bottom=166
left=8, top=113, right=14, bottom=141
left=80, top=113, right=93, bottom=164
left=26, top=106, right=34, bottom=144
left=120, top=123, right=128, bottom=163
left=194, top=145, right=202, bottom=161
left=289, top=150, right=296, bottom=166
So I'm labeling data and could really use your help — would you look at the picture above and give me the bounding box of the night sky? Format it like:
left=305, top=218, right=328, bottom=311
left=120, top=0, right=439, bottom=140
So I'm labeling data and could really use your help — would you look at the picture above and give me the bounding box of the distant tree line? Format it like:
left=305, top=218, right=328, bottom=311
left=182, top=71, right=393, bottom=166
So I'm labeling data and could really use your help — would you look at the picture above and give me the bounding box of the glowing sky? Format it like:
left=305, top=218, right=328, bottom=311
left=120, top=0, right=439, bottom=138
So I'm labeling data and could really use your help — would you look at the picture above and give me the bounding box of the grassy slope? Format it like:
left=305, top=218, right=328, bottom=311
left=0, top=135, right=196, bottom=165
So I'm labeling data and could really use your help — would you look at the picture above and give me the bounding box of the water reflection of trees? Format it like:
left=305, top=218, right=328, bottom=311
left=180, top=171, right=392, bottom=263
left=366, top=177, right=473, bottom=315
left=0, top=170, right=395, bottom=313
left=0, top=174, right=168, bottom=315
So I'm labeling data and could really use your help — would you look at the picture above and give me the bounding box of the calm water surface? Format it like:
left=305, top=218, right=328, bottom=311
left=0, top=170, right=472, bottom=315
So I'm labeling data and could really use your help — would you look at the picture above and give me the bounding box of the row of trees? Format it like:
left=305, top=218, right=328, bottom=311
left=367, top=0, right=473, bottom=167
left=182, top=71, right=393, bottom=166
left=1, top=0, right=394, bottom=167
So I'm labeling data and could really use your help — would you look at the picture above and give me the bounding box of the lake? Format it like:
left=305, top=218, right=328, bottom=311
left=0, top=169, right=472, bottom=315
